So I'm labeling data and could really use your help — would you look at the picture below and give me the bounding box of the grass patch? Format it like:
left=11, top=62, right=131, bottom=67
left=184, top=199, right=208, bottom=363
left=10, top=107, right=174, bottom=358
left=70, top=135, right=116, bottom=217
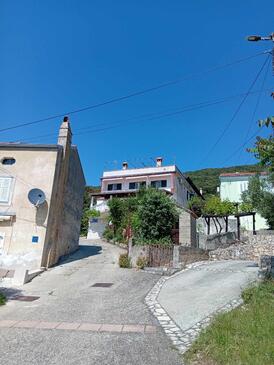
left=184, top=280, right=274, bottom=365
left=0, top=292, right=6, bottom=306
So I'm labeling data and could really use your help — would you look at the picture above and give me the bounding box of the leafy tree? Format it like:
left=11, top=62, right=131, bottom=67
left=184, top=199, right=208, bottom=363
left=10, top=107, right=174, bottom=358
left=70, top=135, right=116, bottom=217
left=187, top=196, right=205, bottom=217
left=241, top=175, right=274, bottom=229
left=80, top=185, right=100, bottom=236
left=107, top=196, right=138, bottom=239
left=248, top=116, right=274, bottom=183
left=244, top=115, right=274, bottom=229
left=108, top=198, right=125, bottom=234
left=136, top=188, right=178, bottom=242
left=202, top=196, right=236, bottom=216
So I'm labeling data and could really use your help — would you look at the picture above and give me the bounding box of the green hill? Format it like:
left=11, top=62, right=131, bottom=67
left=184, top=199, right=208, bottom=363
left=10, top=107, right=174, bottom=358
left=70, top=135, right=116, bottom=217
left=185, top=164, right=264, bottom=196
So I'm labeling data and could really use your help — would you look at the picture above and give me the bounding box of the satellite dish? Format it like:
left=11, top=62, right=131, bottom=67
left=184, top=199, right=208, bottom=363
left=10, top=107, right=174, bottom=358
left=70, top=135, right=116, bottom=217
left=28, top=188, right=46, bottom=207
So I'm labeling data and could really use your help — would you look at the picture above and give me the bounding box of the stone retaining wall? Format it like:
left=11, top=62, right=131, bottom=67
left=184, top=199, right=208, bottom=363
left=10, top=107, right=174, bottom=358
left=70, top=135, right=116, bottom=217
left=247, top=234, right=274, bottom=245
left=210, top=241, right=274, bottom=262
left=198, top=232, right=236, bottom=250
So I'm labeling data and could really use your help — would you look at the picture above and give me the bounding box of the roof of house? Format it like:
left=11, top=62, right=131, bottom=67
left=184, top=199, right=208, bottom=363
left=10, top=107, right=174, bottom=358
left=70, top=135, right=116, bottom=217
left=102, top=165, right=177, bottom=179
left=0, top=142, right=61, bottom=151
left=0, top=142, right=79, bottom=151
left=220, top=172, right=267, bottom=177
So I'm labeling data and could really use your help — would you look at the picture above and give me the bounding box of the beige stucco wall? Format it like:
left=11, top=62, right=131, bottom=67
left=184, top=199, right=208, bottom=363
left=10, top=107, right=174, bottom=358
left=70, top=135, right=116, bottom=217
left=0, top=148, right=58, bottom=269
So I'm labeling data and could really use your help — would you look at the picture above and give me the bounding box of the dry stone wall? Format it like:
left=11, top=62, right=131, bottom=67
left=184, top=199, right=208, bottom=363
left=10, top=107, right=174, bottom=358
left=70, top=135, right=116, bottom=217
left=210, top=234, right=274, bottom=262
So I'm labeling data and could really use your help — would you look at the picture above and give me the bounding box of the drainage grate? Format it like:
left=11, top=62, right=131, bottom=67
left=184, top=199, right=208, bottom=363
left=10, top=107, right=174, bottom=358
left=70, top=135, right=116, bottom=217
left=11, top=296, right=40, bottom=302
left=91, top=283, right=113, bottom=288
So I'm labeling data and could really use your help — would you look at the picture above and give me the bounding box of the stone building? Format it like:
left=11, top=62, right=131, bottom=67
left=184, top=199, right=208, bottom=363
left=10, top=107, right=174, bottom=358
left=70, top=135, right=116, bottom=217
left=0, top=117, right=85, bottom=277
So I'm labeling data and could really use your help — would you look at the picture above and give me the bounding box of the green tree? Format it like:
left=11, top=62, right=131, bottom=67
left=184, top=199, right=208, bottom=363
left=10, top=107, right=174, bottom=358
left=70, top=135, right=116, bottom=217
left=202, top=196, right=236, bottom=216
left=187, top=196, right=205, bottom=217
left=248, top=116, right=274, bottom=182
left=245, top=115, right=274, bottom=229
left=136, top=188, right=178, bottom=242
left=80, top=185, right=100, bottom=236
left=241, top=175, right=274, bottom=229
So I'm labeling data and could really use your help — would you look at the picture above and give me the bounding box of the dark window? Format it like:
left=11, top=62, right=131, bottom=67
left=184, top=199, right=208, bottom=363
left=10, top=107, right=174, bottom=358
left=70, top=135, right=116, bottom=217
left=187, top=192, right=194, bottom=200
left=2, top=158, right=15, bottom=165
left=129, top=182, right=136, bottom=190
left=129, top=181, right=146, bottom=190
left=151, top=180, right=167, bottom=188
left=107, top=183, right=122, bottom=191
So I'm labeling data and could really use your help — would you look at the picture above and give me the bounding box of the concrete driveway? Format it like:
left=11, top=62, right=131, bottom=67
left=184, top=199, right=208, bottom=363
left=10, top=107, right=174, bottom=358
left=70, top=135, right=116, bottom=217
left=158, top=260, right=259, bottom=332
left=0, top=239, right=182, bottom=365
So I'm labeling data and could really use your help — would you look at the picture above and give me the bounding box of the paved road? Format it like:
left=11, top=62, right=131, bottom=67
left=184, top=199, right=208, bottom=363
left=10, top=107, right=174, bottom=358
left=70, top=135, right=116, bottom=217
left=0, top=240, right=182, bottom=365
left=158, top=260, right=259, bottom=331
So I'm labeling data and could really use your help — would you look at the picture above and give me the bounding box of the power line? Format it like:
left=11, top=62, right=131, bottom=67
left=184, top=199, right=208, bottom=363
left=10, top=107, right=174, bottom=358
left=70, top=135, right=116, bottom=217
left=199, top=55, right=271, bottom=167
left=0, top=51, right=268, bottom=134
left=15, top=87, right=272, bottom=144
left=222, top=125, right=264, bottom=165
left=239, top=56, right=271, bottom=162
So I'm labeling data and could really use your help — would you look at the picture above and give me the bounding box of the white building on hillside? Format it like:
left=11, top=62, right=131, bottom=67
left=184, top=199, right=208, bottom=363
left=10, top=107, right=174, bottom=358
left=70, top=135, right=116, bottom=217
left=87, top=158, right=203, bottom=239
left=219, top=172, right=271, bottom=230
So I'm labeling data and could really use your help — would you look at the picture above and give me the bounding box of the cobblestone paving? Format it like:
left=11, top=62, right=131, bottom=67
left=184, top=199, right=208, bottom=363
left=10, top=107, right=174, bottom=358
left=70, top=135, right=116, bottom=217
left=0, top=320, right=157, bottom=333
left=145, top=261, right=243, bottom=354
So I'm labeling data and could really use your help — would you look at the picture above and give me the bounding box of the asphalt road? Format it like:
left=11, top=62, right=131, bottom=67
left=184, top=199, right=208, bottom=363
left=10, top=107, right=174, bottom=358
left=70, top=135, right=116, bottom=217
left=0, top=240, right=182, bottom=365
left=158, top=260, right=259, bottom=331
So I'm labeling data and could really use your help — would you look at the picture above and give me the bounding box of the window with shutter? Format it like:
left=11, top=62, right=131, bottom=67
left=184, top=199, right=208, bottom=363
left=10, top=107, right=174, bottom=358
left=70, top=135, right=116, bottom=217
left=0, top=177, right=13, bottom=204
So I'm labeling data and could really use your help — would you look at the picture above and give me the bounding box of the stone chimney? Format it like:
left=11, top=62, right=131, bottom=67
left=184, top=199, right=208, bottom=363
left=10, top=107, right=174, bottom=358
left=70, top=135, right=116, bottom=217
left=58, top=116, right=72, bottom=158
left=122, top=161, right=128, bottom=170
left=156, top=157, right=163, bottom=167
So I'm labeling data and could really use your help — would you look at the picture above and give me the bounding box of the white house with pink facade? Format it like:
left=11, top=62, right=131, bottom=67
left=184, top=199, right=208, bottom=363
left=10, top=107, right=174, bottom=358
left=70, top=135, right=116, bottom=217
left=87, top=158, right=202, bottom=239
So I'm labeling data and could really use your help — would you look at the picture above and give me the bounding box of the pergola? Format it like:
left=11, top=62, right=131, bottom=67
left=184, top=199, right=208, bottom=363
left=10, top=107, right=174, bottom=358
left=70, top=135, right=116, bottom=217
left=203, top=212, right=256, bottom=241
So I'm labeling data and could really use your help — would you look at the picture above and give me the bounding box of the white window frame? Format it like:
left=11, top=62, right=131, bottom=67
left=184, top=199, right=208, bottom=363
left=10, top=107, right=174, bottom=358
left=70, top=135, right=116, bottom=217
left=0, top=176, right=13, bottom=205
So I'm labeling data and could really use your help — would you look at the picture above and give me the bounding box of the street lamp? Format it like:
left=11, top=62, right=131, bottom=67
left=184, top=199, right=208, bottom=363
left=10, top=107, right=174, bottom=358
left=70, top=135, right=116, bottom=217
left=247, top=33, right=274, bottom=76
left=247, top=33, right=274, bottom=42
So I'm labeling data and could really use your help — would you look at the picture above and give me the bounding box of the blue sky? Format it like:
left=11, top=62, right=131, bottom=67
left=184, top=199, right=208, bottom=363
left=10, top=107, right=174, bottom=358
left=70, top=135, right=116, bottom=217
left=0, top=1, right=273, bottom=185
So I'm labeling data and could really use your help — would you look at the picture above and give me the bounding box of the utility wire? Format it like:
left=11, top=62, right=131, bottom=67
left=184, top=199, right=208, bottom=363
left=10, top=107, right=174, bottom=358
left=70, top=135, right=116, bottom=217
left=222, top=125, right=265, bottom=165
left=239, top=56, right=271, bottom=162
left=16, top=87, right=272, bottom=144
left=199, top=55, right=270, bottom=167
left=0, top=51, right=268, bottom=134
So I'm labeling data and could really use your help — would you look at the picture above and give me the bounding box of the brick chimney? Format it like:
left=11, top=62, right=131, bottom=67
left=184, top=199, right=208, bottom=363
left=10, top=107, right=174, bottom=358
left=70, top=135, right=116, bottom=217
left=156, top=157, right=163, bottom=167
left=122, top=161, right=128, bottom=170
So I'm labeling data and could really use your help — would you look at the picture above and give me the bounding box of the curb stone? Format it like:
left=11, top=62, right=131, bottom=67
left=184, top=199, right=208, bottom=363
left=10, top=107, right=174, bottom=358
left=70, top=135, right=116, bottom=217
left=145, top=261, right=243, bottom=358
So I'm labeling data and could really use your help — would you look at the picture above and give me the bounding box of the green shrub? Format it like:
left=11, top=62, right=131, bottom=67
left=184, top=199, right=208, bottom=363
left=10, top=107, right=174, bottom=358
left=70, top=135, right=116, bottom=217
left=202, top=196, right=236, bottom=215
left=136, top=256, right=148, bottom=269
left=137, top=188, right=178, bottom=242
left=134, top=235, right=172, bottom=246
left=113, top=227, right=124, bottom=243
left=119, top=253, right=131, bottom=268
left=103, top=226, right=114, bottom=241
left=187, top=196, right=205, bottom=217
left=0, top=292, right=6, bottom=306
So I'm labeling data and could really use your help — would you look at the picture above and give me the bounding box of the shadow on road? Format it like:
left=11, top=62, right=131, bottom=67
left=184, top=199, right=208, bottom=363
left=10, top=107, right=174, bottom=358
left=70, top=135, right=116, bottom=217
left=0, top=287, right=23, bottom=301
left=58, top=245, right=103, bottom=265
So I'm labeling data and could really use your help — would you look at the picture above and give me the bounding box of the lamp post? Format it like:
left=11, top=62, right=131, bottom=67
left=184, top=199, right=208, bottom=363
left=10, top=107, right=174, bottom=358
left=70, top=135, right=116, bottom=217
left=247, top=33, right=273, bottom=76
left=247, top=33, right=274, bottom=42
